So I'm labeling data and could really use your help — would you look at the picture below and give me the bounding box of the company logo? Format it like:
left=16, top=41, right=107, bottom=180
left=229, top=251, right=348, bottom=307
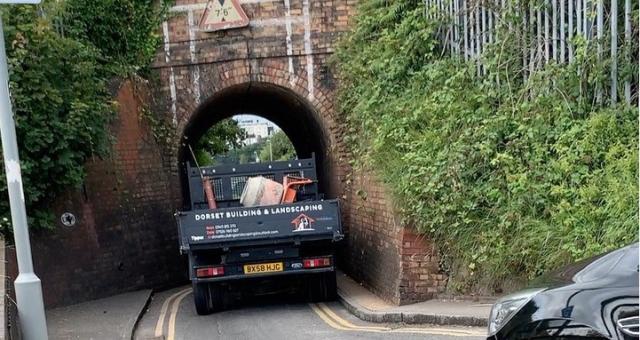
left=291, top=213, right=315, bottom=232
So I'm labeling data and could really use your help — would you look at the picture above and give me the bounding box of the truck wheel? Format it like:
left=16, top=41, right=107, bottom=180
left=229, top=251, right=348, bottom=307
left=193, top=282, right=212, bottom=315
left=308, top=272, right=337, bottom=302
left=209, top=283, right=225, bottom=312
left=323, top=271, right=338, bottom=301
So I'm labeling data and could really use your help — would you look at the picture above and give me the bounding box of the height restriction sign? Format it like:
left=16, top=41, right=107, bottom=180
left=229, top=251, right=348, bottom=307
left=200, top=0, right=249, bottom=32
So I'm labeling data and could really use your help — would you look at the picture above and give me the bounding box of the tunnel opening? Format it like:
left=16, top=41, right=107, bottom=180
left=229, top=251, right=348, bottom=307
left=178, top=82, right=331, bottom=210
left=194, top=114, right=297, bottom=166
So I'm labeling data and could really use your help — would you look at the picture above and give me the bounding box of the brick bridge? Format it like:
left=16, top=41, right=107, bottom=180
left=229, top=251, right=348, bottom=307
left=10, top=0, right=445, bottom=308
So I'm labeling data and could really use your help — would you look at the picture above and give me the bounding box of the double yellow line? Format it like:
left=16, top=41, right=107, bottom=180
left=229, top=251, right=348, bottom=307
left=155, top=288, right=192, bottom=340
left=309, top=302, right=487, bottom=337
left=152, top=289, right=485, bottom=339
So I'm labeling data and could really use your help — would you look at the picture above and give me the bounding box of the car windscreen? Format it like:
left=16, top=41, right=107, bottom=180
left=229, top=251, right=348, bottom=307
left=614, top=243, right=639, bottom=272
left=574, top=243, right=638, bottom=282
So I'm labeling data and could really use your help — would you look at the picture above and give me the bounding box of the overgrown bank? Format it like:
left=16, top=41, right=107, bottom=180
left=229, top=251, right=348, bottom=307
left=335, top=0, right=638, bottom=293
left=0, top=1, right=168, bottom=234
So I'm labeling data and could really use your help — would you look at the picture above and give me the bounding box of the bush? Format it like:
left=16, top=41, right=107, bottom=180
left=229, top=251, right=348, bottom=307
left=259, top=130, right=296, bottom=162
left=63, top=0, right=169, bottom=75
left=335, top=0, right=638, bottom=292
left=0, top=0, right=168, bottom=233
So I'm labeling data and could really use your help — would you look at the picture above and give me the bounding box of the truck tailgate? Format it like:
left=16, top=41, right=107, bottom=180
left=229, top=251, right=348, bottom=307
left=176, top=199, right=342, bottom=250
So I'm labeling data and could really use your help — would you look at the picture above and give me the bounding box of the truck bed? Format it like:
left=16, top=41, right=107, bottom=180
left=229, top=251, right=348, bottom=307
left=176, top=199, right=342, bottom=251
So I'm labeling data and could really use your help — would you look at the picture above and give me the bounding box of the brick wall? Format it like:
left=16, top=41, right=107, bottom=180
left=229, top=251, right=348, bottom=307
left=343, top=168, right=447, bottom=305
left=398, top=228, right=447, bottom=304
left=7, top=80, right=186, bottom=308
left=343, top=169, right=404, bottom=303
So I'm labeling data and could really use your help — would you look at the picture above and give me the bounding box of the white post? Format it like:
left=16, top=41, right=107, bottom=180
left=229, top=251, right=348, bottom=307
left=488, top=1, right=493, bottom=45
left=463, top=0, right=469, bottom=60
left=596, top=0, right=603, bottom=102
left=568, top=0, right=573, bottom=61
left=545, top=2, right=550, bottom=62
left=0, top=13, right=48, bottom=340
left=577, top=0, right=582, bottom=35
left=529, top=3, right=535, bottom=72
left=450, top=0, right=454, bottom=54
left=454, top=0, right=460, bottom=55
left=624, top=0, right=631, bottom=103
left=425, top=0, right=429, bottom=19
left=610, top=0, right=617, bottom=103
left=482, top=1, right=487, bottom=50
left=475, top=3, right=481, bottom=75
left=560, top=0, right=565, bottom=62
left=583, top=0, right=589, bottom=37
left=537, top=7, right=542, bottom=68
left=552, top=0, right=558, bottom=61
left=521, top=2, right=528, bottom=81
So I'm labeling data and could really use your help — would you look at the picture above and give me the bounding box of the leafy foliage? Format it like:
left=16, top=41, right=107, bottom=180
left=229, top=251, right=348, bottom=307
left=62, top=0, right=169, bottom=75
left=210, top=129, right=296, bottom=165
left=0, top=0, right=167, bottom=233
left=259, top=130, right=296, bottom=162
left=335, top=0, right=639, bottom=293
left=193, top=119, right=246, bottom=166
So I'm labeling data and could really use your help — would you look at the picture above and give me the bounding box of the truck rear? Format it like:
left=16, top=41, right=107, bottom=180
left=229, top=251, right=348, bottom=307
left=176, top=156, right=343, bottom=314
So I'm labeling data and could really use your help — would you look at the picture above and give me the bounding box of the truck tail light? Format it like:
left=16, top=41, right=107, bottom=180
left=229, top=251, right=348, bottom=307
left=196, top=266, right=225, bottom=278
left=303, top=257, right=331, bottom=269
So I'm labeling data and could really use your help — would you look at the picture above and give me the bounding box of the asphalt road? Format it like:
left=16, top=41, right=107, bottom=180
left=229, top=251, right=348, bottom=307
left=134, top=286, right=487, bottom=340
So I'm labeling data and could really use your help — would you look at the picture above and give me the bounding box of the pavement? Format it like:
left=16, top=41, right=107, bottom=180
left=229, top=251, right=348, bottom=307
left=46, top=289, right=152, bottom=340
left=43, top=271, right=492, bottom=339
left=336, top=271, right=493, bottom=327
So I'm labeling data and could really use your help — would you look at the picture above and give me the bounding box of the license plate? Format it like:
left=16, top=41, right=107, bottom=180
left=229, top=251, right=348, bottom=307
left=244, top=262, right=284, bottom=274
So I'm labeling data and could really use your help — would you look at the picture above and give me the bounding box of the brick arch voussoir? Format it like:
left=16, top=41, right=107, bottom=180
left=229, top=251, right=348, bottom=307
left=248, top=62, right=346, bottom=163
left=176, top=62, right=342, bottom=156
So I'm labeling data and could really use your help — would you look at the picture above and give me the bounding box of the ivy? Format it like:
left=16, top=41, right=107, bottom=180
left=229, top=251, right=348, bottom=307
left=335, top=0, right=639, bottom=293
left=62, top=0, right=170, bottom=76
left=0, top=0, right=168, bottom=234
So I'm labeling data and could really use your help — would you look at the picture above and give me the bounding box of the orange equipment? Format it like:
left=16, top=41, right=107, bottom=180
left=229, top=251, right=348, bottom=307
left=281, top=175, right=314, bottom=204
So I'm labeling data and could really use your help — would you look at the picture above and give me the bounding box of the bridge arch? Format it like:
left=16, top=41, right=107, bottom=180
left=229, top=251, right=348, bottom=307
left=170, top=55, right=348, bottom=205
left=177, top=79, right=339, bottom=205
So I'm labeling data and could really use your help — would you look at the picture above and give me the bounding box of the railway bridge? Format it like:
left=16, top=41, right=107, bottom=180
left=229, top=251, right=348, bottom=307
left=12, top=0, right=445, bottom=308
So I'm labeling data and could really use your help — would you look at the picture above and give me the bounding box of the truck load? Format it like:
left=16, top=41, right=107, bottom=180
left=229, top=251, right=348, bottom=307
left=175, top=155, right=343, bottom=314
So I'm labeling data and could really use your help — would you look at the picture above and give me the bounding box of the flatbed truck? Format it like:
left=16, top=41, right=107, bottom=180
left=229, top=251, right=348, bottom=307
left=176, top=156, right=343, bottom=314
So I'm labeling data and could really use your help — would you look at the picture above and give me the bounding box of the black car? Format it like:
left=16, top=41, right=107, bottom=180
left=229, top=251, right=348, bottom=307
left=488, top=243, right=639, bottom=340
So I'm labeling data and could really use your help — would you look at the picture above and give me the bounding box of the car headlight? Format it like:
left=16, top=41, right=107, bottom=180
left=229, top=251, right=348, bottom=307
left=488, top=288, right=546, bottom=336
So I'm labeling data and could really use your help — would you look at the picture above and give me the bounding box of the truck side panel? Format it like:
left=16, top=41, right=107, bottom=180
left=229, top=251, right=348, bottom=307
left=177, top=199, right=341, bottom=250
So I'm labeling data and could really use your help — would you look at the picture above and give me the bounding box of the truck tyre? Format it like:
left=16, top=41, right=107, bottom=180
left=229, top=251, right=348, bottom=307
left=209, top=283, right=225, bottom=312
left=308, top=271, right=337, bottom=302
left=323, top=271, right=338, bottom=301
left=193, top=282, right=212, bottom=315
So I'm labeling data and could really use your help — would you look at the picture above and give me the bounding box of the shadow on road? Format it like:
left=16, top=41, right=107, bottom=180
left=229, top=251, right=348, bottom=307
left=215, top=274, right=327, bottom=311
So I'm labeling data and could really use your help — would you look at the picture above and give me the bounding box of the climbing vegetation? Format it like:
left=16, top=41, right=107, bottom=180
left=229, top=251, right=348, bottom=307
left=335, top=0, right=638, bottom=293
left=0, top=0, right=168, bottom=234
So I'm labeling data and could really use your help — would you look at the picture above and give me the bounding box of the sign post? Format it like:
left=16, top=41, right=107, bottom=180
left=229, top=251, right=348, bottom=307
left=0, top=1, right=48, bottom=339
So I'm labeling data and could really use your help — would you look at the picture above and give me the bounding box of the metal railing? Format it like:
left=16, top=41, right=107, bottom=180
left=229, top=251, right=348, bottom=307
left=425, top=0, right=638, bottom=105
